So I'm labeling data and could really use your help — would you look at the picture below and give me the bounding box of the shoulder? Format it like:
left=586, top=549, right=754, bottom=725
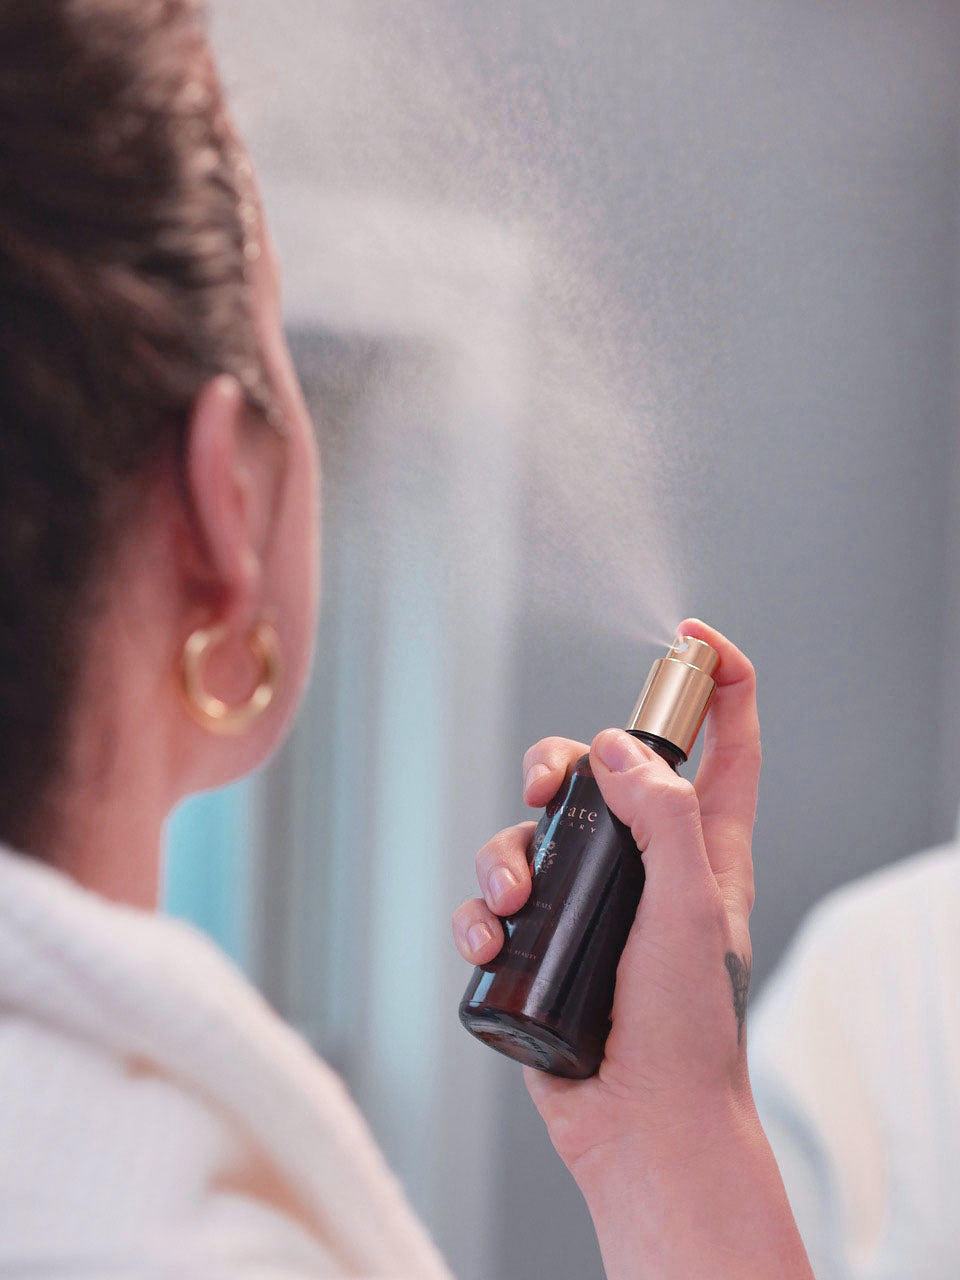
left=753, top=839, right=960, bottom=1032
left=0, top=844, right=453, bottom=1279
left=749, top=837, right=960, bottom=1098
left=747, top=843, right=960, bottom=1275
left=750, top=840, right=960, bottom=1085
left=798, top=839, right=960, bottom=942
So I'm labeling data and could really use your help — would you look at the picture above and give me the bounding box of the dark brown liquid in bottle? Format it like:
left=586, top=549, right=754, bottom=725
left=459, top=730, right=683, bottom=1077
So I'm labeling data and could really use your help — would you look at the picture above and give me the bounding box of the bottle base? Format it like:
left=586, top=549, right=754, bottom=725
left=459, top=1002, right=602, bottom=1078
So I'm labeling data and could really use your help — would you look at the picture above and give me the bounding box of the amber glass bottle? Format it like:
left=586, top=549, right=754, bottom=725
left=459, top=636, right=719, bottom=1078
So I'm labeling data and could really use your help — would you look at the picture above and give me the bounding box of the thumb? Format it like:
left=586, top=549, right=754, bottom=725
left=590, top=729, right=715, bottom=911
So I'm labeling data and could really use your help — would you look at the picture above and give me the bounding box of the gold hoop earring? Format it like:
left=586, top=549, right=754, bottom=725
left=180, top=619, right=281, bottom=735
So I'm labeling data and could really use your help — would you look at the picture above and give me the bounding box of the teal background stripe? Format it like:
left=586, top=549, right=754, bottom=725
left=161, top=779, right=253, bottom=967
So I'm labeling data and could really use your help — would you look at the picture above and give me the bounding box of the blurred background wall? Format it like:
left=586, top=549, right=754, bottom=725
left=164, top=3, right=960, bottom=1277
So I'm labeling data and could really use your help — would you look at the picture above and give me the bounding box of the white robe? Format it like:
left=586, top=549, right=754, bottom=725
left=749, top=841, right=960, bottom=1279
left=0, top=841, right=455, bottom=1279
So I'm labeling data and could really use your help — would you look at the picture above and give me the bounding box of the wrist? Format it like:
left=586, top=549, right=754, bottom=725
left=574, top=1089, right=812, bottom=1280
left=570, top=1082, right=757, bottom=1204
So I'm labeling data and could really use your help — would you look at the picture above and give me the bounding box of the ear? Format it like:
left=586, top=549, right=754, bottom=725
left=181, top=375, right=262, bottom=632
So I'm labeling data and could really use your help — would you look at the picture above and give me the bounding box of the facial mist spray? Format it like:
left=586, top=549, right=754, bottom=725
left=459, top=635, right=719, bottom=1078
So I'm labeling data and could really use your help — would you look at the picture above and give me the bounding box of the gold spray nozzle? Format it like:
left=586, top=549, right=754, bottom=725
left=626, top=634, right=720, bottom=759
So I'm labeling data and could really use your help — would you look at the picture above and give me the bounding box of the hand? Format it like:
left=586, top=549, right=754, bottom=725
left=454, top=620, right=811, bottom=1277
left=451, top=618, right=761, bottom=1186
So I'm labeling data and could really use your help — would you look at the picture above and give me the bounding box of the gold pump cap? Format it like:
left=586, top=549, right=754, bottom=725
left=626, top=635, right=720, bottom=759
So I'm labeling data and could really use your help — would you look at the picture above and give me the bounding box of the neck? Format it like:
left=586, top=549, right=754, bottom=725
left=34, top=604, right=182, bottom=912
left=37, top=705, right=172, bottom=909
left=41, top=788, right=167, bottom=911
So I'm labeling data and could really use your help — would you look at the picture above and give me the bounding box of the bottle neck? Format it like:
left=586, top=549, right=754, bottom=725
left=627, top=729, right=686, bottom=772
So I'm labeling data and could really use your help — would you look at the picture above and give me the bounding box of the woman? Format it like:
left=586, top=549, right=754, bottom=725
left=0, top=0, right=810, bottom=1275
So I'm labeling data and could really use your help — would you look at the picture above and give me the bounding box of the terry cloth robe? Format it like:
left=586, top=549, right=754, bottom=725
left=0, top=841, right=455, bottom=1279
left=749, top=841, right=960, bottom=1280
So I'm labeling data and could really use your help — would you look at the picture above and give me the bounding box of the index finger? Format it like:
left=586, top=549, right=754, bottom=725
left=521, top=735, right=589, bottom=807
left=677, top=618, right=761, bottom=900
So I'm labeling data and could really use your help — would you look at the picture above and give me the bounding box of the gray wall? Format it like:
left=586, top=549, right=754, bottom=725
left=213, top=4, right=960, bottom=1278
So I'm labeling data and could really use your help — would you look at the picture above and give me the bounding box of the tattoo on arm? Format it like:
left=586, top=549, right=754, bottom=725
left=724, top=951, right=751, bottom=1045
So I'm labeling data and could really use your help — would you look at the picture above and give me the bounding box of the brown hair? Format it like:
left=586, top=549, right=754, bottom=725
left=0, top=0, right=275, bottom=851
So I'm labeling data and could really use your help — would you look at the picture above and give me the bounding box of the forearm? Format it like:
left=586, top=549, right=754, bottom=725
left=574, top=1094, right=814, bottom=1280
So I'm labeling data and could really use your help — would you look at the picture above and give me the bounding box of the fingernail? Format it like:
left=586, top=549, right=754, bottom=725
left=489, top=866, right=520, bottom=902
left=523, top=763, right=551, bottom=795
left=594, top=729, right=646, bottom=773
left=468, top=922, right=494, bottom=953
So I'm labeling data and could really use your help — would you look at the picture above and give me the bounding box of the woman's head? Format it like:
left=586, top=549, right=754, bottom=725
left=0, top=0, right=320, bottom=862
